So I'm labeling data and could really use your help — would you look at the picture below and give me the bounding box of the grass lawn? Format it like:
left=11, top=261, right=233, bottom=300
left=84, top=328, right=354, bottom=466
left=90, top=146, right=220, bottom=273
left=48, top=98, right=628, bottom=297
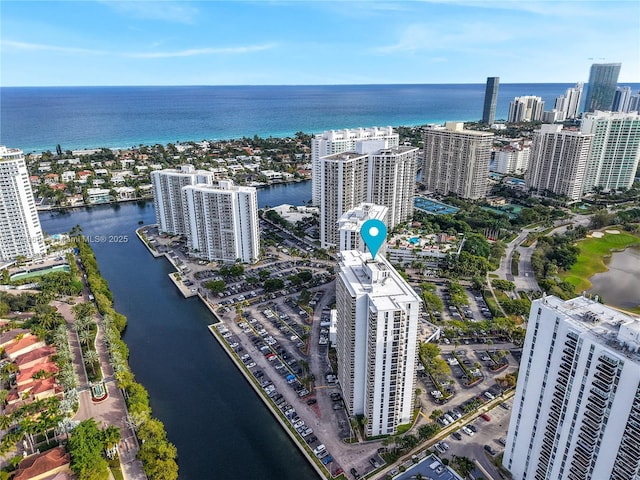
left=108, top=456, right=125, bottom=480
left=561, top=230, right=640, bottom=292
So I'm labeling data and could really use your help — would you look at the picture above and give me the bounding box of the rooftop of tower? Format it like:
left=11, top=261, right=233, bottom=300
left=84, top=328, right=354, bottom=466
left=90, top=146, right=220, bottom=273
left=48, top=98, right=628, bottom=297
left=339, top=250, right=422, bottom=311
left=425, top=122, right=494, bottom=137
left=0, top=146, right=24, bottom=159
left=372, top=145, right=420, bottom=155
left=321, top=151, right=368, bottom=162
left=540, top=295, right=640, bottom=360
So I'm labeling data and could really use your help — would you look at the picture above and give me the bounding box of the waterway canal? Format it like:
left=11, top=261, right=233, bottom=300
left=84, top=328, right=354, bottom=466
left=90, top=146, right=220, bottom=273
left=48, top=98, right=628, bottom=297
left=39, top=181, right=318, bottom=480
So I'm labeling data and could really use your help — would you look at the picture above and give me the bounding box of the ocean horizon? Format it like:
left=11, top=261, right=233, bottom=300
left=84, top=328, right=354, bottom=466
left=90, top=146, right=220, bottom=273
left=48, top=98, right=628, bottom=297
left=3, top=83, right=639, bottom=153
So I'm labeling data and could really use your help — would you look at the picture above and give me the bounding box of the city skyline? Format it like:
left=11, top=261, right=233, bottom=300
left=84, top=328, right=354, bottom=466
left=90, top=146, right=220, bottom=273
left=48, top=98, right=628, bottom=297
left=1, top=1, right=639, bottom=87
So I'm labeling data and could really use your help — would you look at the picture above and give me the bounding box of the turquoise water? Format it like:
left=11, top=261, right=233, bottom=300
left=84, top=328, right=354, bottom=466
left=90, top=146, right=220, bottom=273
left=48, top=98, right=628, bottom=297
left=11, top=264, right=70, bottom=281
left=5, top=83, right=632, bottom=153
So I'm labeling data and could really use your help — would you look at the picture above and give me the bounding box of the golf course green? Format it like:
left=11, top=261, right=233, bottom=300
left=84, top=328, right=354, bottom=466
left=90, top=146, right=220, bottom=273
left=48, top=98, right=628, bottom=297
left=561, top=229, right=640, bottom=296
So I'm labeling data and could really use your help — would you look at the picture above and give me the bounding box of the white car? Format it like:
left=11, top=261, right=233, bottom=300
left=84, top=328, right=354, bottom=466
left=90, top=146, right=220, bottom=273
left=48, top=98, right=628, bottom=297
left=462, top=426, right=474, bottom=436
left=313, top=444, right=326, bottom=455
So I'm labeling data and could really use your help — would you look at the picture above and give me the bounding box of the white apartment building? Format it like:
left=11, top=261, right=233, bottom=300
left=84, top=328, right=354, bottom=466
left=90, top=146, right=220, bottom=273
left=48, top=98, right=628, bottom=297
left=183, top=180, right=259, bottom=264
left=493, top=142, right=531, bottom=175
left=338, top=203, right=388, bottom=253
left=150, top=165, right=216, bottom=235
left=319, top=144, right=417, bottom=249
left=319, top=152, right=369, bottom=249
left=311, top=127, right=398, bottom=206
left=508, top=96, right=545, bottom=123
left=581, top=111, right=640, bottom=194
left=554, top=83, right=584, bottom=121
left=504, top=295, right=640, bottom=480
left=422, top=122, right=492, bottom=199
left=525, top=125, right=593, bottom=201
left=336, top=250, right=421, bottom=436
left=0, top=146, right=46, bottom=262
left=367, top=146, right=419, bottom=228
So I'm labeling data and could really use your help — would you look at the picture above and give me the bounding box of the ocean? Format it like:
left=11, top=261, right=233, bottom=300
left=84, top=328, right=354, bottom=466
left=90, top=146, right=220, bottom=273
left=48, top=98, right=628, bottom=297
left=5, top=83, right=638, bottom=154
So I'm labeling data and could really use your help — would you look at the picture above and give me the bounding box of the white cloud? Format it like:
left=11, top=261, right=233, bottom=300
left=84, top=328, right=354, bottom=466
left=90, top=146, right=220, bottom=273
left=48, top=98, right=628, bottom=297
left=2, top=40, right=277, bottom=59
left=375, top=22, right=512, bottom=54
left=98, top=0, right=199, bottom=24
left=1, top=40, right=109, bottom=55
left=128, top=43, right=277, bottom=58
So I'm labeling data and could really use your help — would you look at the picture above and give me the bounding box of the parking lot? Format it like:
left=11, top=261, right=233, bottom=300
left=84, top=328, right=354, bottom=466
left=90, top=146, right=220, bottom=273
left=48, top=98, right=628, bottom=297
left=437, top=398, right=513, bottom=480
left=214, top=280, right=384, bottom=479
left=143, top=225, right=522, bottom=480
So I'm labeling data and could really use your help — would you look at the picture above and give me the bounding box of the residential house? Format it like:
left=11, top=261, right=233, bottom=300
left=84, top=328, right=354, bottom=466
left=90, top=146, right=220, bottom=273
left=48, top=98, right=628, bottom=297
left=13, top=446, right=72, bottom=480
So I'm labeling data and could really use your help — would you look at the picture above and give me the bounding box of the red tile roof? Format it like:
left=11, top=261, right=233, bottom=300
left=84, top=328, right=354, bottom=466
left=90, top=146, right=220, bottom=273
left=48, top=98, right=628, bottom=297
left=16, top=362, right=59, bottom=385
left=5, top=334, right=44, bottom=358
left=15, top=346, right=56, bottom=367
left=13, top=446, right=71, bottom=480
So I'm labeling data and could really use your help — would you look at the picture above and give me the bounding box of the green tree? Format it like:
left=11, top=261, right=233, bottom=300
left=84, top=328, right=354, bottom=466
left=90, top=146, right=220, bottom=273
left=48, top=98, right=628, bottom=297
left=429, top=409, right=444, bottom=421
left=68, top=419, right=110, bottom=480
left=203, top=280, right=226, bottom=293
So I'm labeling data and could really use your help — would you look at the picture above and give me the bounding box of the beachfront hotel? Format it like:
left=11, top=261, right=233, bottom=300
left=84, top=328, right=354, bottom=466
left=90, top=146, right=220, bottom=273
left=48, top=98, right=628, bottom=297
left=150, top=165, right=216, bottom=235
left=319, top=145, right=418, bottom=249
left=183, top=180, right=260, bottom=264
left=525, top=125, right=593, bottom=201
left=0, top=146, right=46, bottom=262
left=311, top=127, right=399, bottom=206
left=422, top=122, right=492, bottom=200
left=503, top=295, right=640, bottom=480
left=580, top=110, right=640, bottom=194
left=335, top=250, right=421, bottom=436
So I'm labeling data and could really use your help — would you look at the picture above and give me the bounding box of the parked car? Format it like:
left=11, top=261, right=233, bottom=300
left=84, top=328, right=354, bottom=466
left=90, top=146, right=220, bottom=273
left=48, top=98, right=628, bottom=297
left=484, top=445, right=497, bottom=455
left=452, top=431, right=463, bottom=440
left=481, top=413, right=491, bottom=422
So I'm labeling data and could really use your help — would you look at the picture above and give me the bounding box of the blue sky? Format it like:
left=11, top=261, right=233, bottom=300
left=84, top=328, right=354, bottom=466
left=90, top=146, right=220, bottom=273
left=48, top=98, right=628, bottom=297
left=1, top=1, right=638, bottom=86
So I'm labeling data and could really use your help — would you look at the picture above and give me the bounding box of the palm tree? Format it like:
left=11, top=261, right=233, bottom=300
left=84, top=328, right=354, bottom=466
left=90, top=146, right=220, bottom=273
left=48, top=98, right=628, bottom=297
left=0, top=414, right=13, bottom=431
left=78, top=329, right=94, bottom=347
left=83, top=349, right=100, bottom=376
left=103, top=424, right=121, bottom=454
left=74, top=315, right=92, bottom=333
